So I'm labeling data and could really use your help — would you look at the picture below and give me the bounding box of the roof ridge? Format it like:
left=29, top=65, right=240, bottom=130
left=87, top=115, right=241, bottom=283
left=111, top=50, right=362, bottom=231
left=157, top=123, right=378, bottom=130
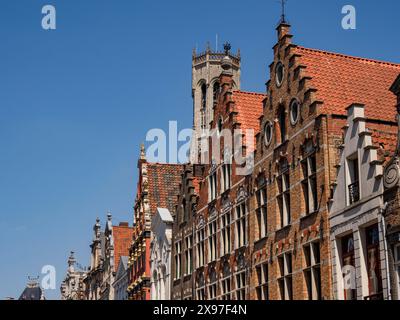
left=296, top=46, right=400, bottom=68
left=233, top=90, right=267, bottom=96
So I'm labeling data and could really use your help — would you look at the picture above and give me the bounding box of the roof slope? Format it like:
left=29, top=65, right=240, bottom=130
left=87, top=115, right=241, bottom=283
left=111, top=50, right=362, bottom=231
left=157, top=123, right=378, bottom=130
left=147, top=163, right=184, bottom=214
left=112, top=224, right=133, bottom=272
left=232, top=91, right=266, bottom=151
left=295, top=46, right=400, bottom=122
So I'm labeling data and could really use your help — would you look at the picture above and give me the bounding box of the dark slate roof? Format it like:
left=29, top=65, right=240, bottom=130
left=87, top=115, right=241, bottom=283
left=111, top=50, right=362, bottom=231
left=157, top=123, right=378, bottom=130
left=18, top=286, right=43, bottom=300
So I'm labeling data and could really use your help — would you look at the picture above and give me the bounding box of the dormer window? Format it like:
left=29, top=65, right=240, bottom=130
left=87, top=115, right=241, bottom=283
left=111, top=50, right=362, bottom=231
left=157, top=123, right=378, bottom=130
left=276, top=62, right=285, bottom=87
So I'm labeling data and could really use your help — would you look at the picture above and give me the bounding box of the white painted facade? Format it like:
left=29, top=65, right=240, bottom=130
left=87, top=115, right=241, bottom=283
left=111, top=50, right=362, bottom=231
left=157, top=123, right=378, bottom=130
left=150, top=208, right=174, bottom=300
left=329, top=104, right=389, bottom=300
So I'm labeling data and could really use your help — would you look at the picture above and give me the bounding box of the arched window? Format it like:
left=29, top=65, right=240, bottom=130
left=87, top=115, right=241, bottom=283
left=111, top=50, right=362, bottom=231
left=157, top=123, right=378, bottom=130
left=278, top=105, right=286, bottom=144
left=201, top=84, right=207, bottom=129
left=213, top=81, right=220, bottom=106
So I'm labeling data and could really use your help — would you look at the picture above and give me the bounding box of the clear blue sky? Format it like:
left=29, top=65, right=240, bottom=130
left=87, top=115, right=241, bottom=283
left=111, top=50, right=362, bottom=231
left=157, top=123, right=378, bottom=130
left=0, top=0, right=399, bottom=300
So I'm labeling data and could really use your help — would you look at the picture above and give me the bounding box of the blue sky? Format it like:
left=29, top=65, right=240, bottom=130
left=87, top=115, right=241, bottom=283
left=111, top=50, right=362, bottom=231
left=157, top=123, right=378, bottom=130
left=0, top=0, right=399, bottom=300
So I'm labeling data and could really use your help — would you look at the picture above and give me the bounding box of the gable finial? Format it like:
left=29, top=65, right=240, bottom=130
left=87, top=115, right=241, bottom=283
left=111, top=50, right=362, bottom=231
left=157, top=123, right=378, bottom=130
left=279, top=0, right=288, bottom=24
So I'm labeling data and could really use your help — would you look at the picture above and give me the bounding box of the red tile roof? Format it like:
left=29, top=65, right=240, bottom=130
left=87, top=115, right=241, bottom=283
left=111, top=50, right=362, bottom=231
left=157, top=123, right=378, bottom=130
left=295, top=46, right=400, bottom=122
left=232, top=91, right=266, bottom=151
left=112, top=223, right=133, bottom=272
left=146, top=163, right=184, bottom=214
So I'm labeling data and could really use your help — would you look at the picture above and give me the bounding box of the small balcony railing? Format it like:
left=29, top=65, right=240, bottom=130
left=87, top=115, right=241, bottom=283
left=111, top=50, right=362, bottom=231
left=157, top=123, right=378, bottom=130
left=348, top=181, right=360, bottom=205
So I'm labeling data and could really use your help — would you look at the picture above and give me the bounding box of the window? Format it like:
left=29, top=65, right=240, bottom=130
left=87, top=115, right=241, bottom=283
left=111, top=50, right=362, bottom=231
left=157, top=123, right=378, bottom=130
left=256, top=185, right=268, bottom=239
left=264, top=121, right=273, bottom=146
left=201, top=84, right=207, bottom=130
left=185, top=236, right=193, bottom=275
left=277, top=159, right=291, bottom=228
left=256, top=263, right=269, bottom=300
left=278, top=253, right=293, bottom=300
left=347, top=155, right=360, bottom=205
left=303, top=242, right=322, bottom=300
left=395, top=244, right=400, bottom=294
left=208, top=220, right=217, bottom=262
left=174, top=241, right=182, bottom=279
left=221, top=212, right=231, bottom=255
left=220, top=263, right=231, bottom=300
left=275, top=62, right=285, bottom=87
left=196, top=228, right=205, bottom=268
left=301, top=151, right=318, bottom=215
left=341, top=234, right=356, bottom=300
left=290, top=99, right=300, bottom=125
left=235, top=203, right=247, bottom=249
left=209, top=171, right=218, bottom=202
left=221, top=163, right=232, bottom=193
left=235, top=271, right=246, bottom=300
left=196, top=272, right=205, bottom=300
left=207, top=269, right=217, bottom=300
left=213, top=81, right=220, bottom=106
left=278, top=105, right=287, bottom=144
left=218, top=116, right=223, bottom=134
left=365, top=224, right=382, bottom=299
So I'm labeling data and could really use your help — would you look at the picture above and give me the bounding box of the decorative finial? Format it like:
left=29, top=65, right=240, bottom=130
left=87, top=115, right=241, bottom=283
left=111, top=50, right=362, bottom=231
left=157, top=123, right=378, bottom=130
left=279, top=0, right=288, bottom=24
left=223, top=42, right=231, bottom=55
left=107, top=211, right=112, bottom=221
left=140, top=143, right=146, bottom=160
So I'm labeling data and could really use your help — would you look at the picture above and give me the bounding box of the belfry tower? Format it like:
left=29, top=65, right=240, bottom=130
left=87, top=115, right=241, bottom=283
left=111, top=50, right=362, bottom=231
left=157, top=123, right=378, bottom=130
left=191, top=42, right=241, bottom=162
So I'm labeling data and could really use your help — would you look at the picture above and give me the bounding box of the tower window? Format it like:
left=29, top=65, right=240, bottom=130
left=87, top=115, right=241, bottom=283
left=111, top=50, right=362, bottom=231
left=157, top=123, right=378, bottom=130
left=201, top=84, right=207, bottom=130
left=276, top=62, right=285, bottom=87
left=213, top=81, right=220, bottom=106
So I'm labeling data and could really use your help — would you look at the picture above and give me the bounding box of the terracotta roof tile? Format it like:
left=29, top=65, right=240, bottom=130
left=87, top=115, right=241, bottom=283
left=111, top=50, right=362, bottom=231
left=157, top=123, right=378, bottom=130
left=112, top=224, right=133, bottom=272
left=295, top=46, right=400, bottom=122
left=232, top=91, right=266, bottom=152
left=147, top=163, right=184, bottom=214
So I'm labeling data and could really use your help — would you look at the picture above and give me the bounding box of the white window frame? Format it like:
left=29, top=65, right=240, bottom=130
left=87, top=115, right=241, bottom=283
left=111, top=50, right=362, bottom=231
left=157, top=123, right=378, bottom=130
left=174, top=241, right=182, bottom=279
left=235, top=270, right=246, bottom=300
left=220, top=211, right=231, bottom=256
left=235, top=202, right=247, bottom=249
left=207, top=219, right=217, bottom=263
left=256, top=186, right=268, bottom=240
left=301, top=152, right=318, bottom=215
left=395, top=244, right=400, bottom=294
left=303, top=242, right=322, bottom=300
left=184, top=236, right=193, bottom=276
left=196, top=228, right=205, bottom=268
left=255, top=263, right=269, bottom=300
left=221, top=163, right=232, bottom=193
left=278, top=253, right=293, bottom=300
left=277, top=163, right=291, bottom=228
left=209, top=171, right=218, bottom=202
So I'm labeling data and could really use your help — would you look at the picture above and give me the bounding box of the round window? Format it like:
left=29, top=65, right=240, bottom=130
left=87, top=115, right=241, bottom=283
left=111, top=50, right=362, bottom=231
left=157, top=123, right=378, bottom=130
left=275, top=62, right=285, bottom=87
left=290, top=99, right=300, bottom=125
left=264, top=121, right=273, bottom=146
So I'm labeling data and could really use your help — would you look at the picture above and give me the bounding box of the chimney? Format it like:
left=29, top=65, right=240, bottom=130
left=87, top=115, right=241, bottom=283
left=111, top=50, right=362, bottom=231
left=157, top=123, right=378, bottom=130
left=119, top=222, right=129, bottom=227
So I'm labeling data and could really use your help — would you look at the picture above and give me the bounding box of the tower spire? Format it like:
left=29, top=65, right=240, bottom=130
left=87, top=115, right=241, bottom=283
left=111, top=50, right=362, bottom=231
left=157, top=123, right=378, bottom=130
left=279, top=0, right=287, bottom=24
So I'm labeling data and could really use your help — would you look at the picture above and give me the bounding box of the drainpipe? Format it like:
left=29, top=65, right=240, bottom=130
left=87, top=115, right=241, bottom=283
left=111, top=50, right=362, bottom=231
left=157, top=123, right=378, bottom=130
left=380, top=202, right=392, bottom=300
